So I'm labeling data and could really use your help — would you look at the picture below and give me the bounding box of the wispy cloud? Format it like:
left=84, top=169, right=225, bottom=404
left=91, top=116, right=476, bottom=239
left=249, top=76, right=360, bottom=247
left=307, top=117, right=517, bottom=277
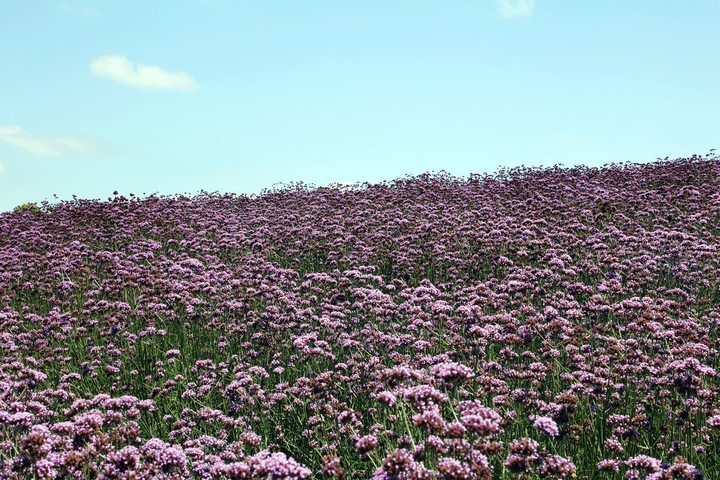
left=497, top=0, right=535, bottom=19
left=0, top=125, right=106, bottom=158
left=553, top=134, right=592, bottom=146
left=90, top=55, right=201, bottom=93
left=59, top=2, right=99, bottom=18
left=0, top=160, right=6, bottom=175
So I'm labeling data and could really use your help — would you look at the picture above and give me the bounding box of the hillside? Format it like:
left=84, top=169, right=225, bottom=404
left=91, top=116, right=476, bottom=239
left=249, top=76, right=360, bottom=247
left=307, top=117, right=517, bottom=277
left=0, top=153, right=719, bottom=479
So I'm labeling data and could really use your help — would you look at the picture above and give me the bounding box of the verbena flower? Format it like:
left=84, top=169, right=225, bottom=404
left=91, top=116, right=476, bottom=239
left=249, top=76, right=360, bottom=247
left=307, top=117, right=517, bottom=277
left=532, top=415, right=559, bottom=436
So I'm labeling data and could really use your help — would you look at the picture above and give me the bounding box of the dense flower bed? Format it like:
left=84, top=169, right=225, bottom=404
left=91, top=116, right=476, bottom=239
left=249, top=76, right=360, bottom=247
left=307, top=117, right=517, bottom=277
left=0, top=153, right=719, bottom=479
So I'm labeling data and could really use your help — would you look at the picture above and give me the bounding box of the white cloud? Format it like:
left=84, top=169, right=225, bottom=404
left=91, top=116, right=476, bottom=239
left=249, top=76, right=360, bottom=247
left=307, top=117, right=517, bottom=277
left=497, top=0, right=535, bottom=19
left=0, top=125, right=105, bottom=158
left=90, top=55, right=201, bottom=93
left=59, top=2, right=99, bottom=18
left=0, top=160, right=6, bottom=175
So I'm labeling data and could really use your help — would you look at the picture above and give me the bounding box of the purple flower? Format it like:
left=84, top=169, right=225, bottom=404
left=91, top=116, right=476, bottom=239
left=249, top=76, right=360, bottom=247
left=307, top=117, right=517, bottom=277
left=157, top=445, right=187, bottom=473
left=376, top=391, right=397, bottom=407
left=34, top=458, right=57, bottom=479
left=412, top=408, right=446, bottom=435
left=355, top=435, right=379, bottom=455
left=461, top=414, right=500, bottom=437
left=437, top=457, right=473, bottom=480
left=380, top=448, right=414, bottom=476
left=597, top=459, right=621, bottom=472
left=532, top=416, right=559, bottom=436
left=237, top=450, right=312, bottom=480
left=403, top=385, right=448, bottom=412
left=538, top=454, right=576, bottom=479
left=104, top=446, right=140, bottom=474
left=429, top=361, right=475, bottom=386
left=708, top=415, right=720, bottom=428
left=625, top=455, right=662, bottom=474
left=7, top=412, right=36, bottom=429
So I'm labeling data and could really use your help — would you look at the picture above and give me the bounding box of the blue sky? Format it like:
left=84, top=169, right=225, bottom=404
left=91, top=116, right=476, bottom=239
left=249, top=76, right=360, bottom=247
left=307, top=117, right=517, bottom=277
left=1, top=1, right=719, bottom=212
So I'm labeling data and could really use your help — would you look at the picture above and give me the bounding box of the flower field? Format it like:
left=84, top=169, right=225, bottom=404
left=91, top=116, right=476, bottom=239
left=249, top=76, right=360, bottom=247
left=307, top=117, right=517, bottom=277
left=1, top=153, right=720, bottom=479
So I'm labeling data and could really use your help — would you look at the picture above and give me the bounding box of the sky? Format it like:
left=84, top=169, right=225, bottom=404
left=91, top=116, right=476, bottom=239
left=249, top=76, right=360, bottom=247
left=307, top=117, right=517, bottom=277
left=1, top=1, right=719, bottom=213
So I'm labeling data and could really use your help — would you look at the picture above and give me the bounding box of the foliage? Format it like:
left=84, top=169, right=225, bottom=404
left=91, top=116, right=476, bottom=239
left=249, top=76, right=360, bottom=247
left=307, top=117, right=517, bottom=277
left=0, top=153, right=719, bottom=479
